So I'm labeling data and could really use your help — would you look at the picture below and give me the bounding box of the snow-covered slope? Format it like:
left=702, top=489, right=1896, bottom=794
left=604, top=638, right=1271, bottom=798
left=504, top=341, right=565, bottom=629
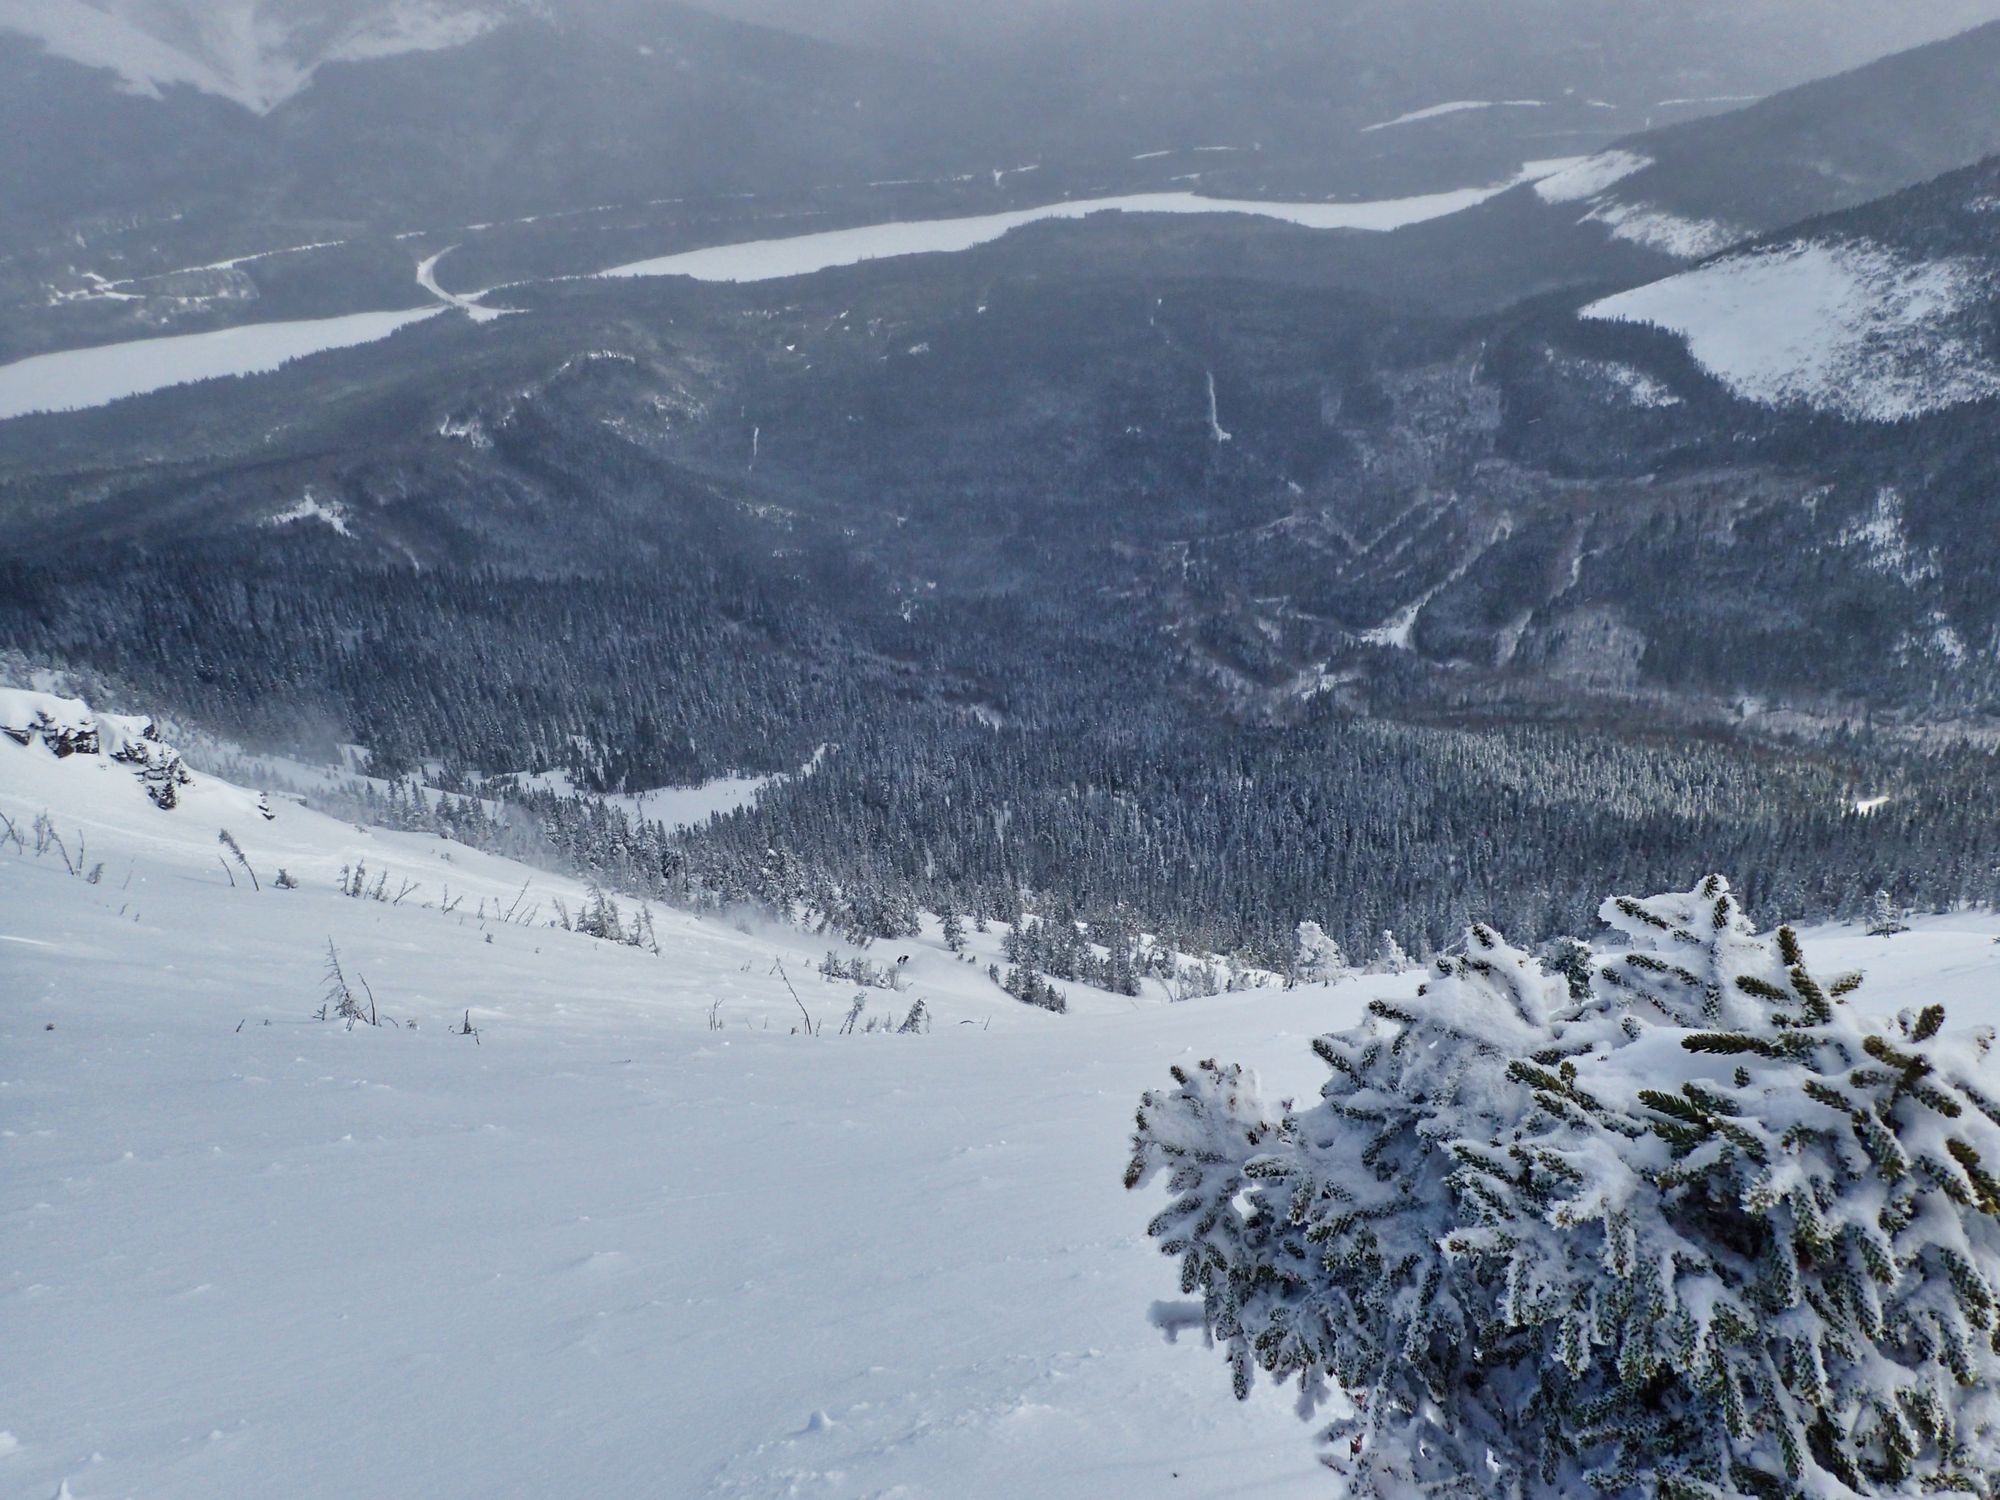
left=7, top=691, right=2000, bottom=1496
left=1509, top=23, right=2000, bottom=268
left=1584, top=237, right=2000, bottom=422
left=0, top=693, right=1405, bottom=1496
left=1532, top=147, right=1744, bottom=260
left=0, top=0, right=531, bottom=112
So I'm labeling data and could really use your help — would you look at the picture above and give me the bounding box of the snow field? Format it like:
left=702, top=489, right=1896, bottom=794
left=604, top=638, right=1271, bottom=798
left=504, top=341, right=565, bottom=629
left=0, top=707, right=1406, bottom=1498
left=7, top=698, right=1999, bottom=1497
left=1361, top=99, right=1545, bottom=133
left=1584, top=239, right=2000, bottom=420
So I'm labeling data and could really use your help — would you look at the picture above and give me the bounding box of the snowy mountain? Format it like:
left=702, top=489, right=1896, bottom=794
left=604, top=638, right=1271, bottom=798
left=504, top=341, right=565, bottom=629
left=1584, top=156, right=2000, bottom=420
left=0, top=0, right=537, bottom=111
left=1585, top=239, right=1998, bottom=422
left=1354, top=17, right=2000, bottom=318
left=7, top=13, right=2000, bottom=1064
left=8, top=1, right=2000, bottom=350
left=5, top=685, right=1998, bottom=1497
left=1536, top=21, right=2000, bottom=262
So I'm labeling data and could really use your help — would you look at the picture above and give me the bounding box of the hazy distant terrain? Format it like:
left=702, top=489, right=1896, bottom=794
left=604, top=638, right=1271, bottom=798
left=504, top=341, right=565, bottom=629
left=6, top=7, right=2000, bottom=954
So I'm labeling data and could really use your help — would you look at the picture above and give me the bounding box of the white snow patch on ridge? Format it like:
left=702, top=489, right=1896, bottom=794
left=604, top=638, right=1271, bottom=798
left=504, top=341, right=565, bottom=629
left=503, top=766, right=787, bottom=833
left=1534, top=150, right=1652, bottom=205
left=1361, top=99, right=1544, bottom=132
left=1533, top=149, right=1742, bottom=261
left=1586, top=200, right=1740, bottom=260
left=598, top=167, right=1580, bottom=284
left=266, top=494, right=353, bottom=536
left=0, top=306, right=441, bottom=422
left=1583, top=241, right=2000, bottom=422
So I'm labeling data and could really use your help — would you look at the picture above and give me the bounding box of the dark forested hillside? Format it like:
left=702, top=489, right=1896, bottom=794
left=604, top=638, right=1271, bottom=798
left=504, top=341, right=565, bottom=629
left=6, top=80, right=2000, bottom=970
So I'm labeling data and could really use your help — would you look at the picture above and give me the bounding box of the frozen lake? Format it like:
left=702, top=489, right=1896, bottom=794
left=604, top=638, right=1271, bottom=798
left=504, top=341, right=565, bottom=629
left=0, top=307, right=442, bottom=422
left=597, top=170, right=1573, bottom=283
left=0, top=165, right=1579, bottom=420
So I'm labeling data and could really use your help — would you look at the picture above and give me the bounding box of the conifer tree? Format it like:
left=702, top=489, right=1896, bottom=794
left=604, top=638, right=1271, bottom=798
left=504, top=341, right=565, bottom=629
left=1870, top=888, right=1912, bottom=937
left=1293, top=919, right=1346, bottom=984
left=1128, top=877, right=2000, bottom=1500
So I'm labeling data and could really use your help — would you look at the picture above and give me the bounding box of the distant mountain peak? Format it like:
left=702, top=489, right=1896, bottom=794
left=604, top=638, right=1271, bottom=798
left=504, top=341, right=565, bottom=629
left=0, top=0, right=545, bottom=112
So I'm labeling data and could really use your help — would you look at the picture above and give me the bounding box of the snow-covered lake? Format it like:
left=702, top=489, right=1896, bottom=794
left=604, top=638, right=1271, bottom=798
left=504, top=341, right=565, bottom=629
left=0, top=307, right=442, bottom=422
left=0, top=165, right=1584, bottom=421
left=598, top=169, right=1577, bottom=284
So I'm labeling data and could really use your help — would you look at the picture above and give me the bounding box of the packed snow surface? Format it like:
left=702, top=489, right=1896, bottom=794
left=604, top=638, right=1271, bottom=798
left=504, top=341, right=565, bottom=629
left=599, top=166, right=1581, bottom=284
left=1529, top=148, right=1742, bottom=259
left=1584, top=240, right=2000, bottom=421
left=0, top=307, right=442, bottom=422
left=265, top=494, right=354, bottom=535
left=416, top=247, right=508, bottom=322
left=6, top=697, right=1999, bottom=1496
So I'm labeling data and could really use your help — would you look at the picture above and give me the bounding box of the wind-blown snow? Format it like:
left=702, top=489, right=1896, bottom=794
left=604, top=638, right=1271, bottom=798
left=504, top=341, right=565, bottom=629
left=1583, top=240, right=2000, bottom=421
left=0, top=0, right=514, bottom=113
left=1361, top=99, right=1543, bottom=132
left=0, top=307, right=441, bottom=422
left=599, top=167, right=1579, bottom=284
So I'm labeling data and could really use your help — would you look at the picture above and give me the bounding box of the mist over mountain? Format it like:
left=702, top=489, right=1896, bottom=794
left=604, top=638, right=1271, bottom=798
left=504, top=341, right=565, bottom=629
left=681, top=0, right=2000, bottom=83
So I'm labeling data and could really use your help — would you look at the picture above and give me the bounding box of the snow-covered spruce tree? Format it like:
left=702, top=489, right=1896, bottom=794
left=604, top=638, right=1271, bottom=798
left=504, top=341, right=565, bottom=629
left=1126, top=921, right=1567, bottom=1495
left=1294, top=920, right=1348, bottom=985
left=1870, top=890, right=1913, bottom=938
left=1127, top=877, right=2000, bottom=1500
left=1366, top=929, right=1414, bottom=975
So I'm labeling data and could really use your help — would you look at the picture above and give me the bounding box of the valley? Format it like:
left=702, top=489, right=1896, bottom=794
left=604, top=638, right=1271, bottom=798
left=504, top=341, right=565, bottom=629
left=9, top=8, right=2000, bottom=1498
